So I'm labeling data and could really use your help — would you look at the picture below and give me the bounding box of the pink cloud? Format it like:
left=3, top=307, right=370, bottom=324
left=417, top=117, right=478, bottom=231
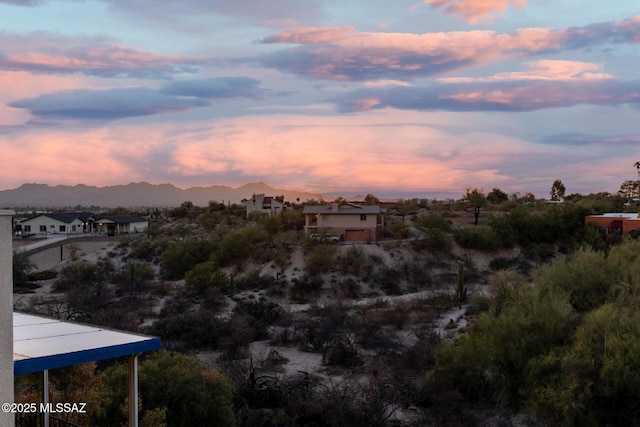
left=261, top=17, right=640, bottom=81
left=0, top=109, right=633, bottom=197
left=0, top=33, right=199, bottom=78
left=439, top=60, right=613, bottom=83
left=423, top=0, right=528, bottom=24
left=261, top=26, right=357, bottom=44
left=260, top=25, right=566, bottom=80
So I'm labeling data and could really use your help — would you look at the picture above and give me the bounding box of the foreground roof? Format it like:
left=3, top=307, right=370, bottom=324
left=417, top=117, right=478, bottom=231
left=14, top=312, right=161, bottom=375
left=303, top=204, right=382, bottom=215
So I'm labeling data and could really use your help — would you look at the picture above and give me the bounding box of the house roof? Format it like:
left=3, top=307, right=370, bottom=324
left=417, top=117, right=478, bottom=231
left=13, top=312, right=161, bottom=375
left=22, top=212, right=147, bottom=225
left=303, top=204, right=382, bottom=215
left=24, top=212, right=94, bottom=224
left=587, top=213, right=640, bottom=220
left=95, top=215, right=147, bottom=224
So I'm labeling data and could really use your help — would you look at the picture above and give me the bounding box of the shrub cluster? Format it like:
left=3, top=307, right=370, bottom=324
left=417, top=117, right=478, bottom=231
left=431, top=239, right=640, bottom=426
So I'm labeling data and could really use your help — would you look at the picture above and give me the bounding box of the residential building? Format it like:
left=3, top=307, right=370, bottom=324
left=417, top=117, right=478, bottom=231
left=302, top=202, right=385, bottom=241
left=92, top=215, right=148, bottom=235
left=242, top=194, right=285, bottom=218
left=585, top=213, right=640, bottom=237
left=18, top=212, right=148, bottom=236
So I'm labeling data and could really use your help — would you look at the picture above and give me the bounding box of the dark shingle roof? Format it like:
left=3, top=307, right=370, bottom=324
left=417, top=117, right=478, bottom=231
left=302, top=205, right=381, bottom=215
left=29, top=212, right=93, bottom=223
left=96, top=215, right=147, bottom=224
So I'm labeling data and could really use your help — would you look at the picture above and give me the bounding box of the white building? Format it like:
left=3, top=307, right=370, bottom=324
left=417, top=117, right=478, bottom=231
left=242, top=194, right=285, bottom=218
left=18, top=212, right=148, bottom=236
left=18, top=212, right=92, bottom=236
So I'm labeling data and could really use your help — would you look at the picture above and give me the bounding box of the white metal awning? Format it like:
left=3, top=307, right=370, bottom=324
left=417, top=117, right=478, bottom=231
left=13, top=312, right=161, bottom=375
left=13, top=312, right=161, bottom=427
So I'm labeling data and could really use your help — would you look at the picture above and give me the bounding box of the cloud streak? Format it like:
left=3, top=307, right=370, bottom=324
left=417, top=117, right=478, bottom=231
left=335, top=78, right=640, bottom=113
left=422, top=0, right=528, bottom=24
left=0, top=33, right=201, bottom=78
left=9, top=77, right=266, bottom=121
left=260, top=17, right=640, bottom=81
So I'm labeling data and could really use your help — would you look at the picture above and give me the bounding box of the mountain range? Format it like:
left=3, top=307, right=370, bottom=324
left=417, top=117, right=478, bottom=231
left=0, top=182, right=325, bottom=209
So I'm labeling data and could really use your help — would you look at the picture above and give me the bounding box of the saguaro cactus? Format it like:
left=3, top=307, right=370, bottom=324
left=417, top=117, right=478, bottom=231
left=456, top=260, right=467, bottom=302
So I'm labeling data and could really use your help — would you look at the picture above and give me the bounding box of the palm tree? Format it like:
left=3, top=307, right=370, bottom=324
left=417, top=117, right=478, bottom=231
left=633, top=162, right=640, bottom=197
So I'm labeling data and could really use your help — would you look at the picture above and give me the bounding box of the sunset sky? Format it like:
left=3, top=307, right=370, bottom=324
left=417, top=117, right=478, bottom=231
left=1, top=0, right=639, bottom=199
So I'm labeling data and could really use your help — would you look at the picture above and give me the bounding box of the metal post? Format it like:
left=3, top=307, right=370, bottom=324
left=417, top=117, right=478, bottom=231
left=128, top=354, right=139, bottom=427
left=43, top=370, right=49, bottom=427
left=0, top=210, right=15, bottom=427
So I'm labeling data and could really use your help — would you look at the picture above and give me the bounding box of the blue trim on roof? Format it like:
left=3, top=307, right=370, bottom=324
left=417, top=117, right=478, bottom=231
left=15, top=337, right=161, bottom=376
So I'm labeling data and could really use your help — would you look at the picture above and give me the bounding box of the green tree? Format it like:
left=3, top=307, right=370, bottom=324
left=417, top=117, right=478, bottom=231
left=487, top=188, right=509, bottom=204
left=12, top=250, right=34, bottom=290
left=91, top=351, right=235, bottom=427
left=185, top=261, right=231, bottom=295
left=364, top=193, right=380, bottom=205
left=160, top=239, right=216, bottom=279
left=618, top=180, right=640, bottom=199
left=463, top=188, right=487, bottom=225
left=550, top=179, right=566, bottom=201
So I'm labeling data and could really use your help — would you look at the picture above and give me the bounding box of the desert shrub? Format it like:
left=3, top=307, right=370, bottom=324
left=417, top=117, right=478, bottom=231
left=521, top=242, right=557, bottom=263
left=185, top=261, right=231, bottom=295
left=13, top=250, right=34, bottom=290
left=412, top=228, right=453, bottom=254
left=413, top=214, right=452, bottom=232
left=290, top=274, right=323, bottom=303
left=292, top=303, right=351, bottom=352
left=433, top=284, right=577, bottom=406
left=160, top=238, right=216, bottom=279
left=372, top=267, right=403, bottom=295
left=336, top=246, right=370, bottom=276
left=236, top=269, right=277, bottom=290
left=323, top=334, right=362, bottom=368
left=130, top=236, right=171, bottom=262
left=386, top=218, right=410, bottom=239
left=151, top=308, right=226, bottom=350
left=533, top=246, right=610, bottom=312
left=114, top=261, right=155, bottom=292
left=428, top=228, right=453, bottom=253
left=234, top=300, right=282, bottom=332
left=488, top=256, right=517, bottom=271
left=333, top=277, right=361, bottom=298
left=28, top=269, right=58, bottom=281
left=527, top=304, right=640, bottom=426
left=489, top=205, right=593, bottom=248
left=305, top=244, right=336, bottom=276
left=431, top=240, right=640, bottom=421
left=213, top=225, right=269, bottom=267
left=54, top=259, right=113, bottom=292
left=454, top=225, right=500, bottom=250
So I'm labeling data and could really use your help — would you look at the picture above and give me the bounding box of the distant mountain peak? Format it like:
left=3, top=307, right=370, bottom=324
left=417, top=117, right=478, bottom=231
left=0, top=182, right=323, bottom=208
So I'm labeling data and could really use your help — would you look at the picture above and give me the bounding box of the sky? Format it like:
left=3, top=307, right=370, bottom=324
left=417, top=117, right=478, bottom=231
left=1, top=0, right=640, bottom=199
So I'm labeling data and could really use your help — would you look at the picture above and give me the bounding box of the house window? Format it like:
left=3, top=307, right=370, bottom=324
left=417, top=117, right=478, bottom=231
left=24, top=225, right=31, bottom=232
left=59, top=225, right=66, bottom=232
left=40, top=225, right=47, bottom=232
left=72, top=225, right=76, bottom=232
left=360, top=214, right=367, bottom=221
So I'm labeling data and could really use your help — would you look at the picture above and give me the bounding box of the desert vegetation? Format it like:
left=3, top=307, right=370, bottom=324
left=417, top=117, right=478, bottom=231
left=12, top=190, right=640, bottom=426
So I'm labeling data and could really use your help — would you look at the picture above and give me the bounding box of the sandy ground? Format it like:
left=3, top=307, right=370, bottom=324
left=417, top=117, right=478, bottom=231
left=14, top=236, right=473, bottom=379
